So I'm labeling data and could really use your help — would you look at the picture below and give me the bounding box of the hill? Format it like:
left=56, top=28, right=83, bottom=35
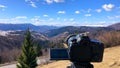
left=0, top=23, right=37, bottom=31
left=45, top=26, right=114, bottom=37
left=45, top=26, right=82, bottom=37
left=37, top=46, right=120, bottom=68
left=0, top=23, right=118, bottom=37
left=0, top=23, right=58, bottom=33
left=108, top=22, right=120, bottom=30
left=0, top=30, right=49, bottom=51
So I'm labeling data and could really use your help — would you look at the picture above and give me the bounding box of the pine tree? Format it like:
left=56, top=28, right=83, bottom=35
left=34, top=45, right=43, bottom=57
left=17, top=30, right=37, bottom=68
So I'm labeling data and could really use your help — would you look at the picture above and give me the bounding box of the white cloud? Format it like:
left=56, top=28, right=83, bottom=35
left=80, top=9, right=93, bottom=13
left=0, top=18, right=17, bottom=24
left=45, top=0, right=53, bottom=4
left=83, top=21, right=106, bottom=27
left=85, top=24, right=105, bottom=27
left=75, top=11, right=80, bottom=14
left=85, top=14, right=91, bottom=17
left=31, top=16, right=62, bottom=26
left=32, top=20, right=45, bottom=25
left=107, top=16, right=114, bottom=19
left=25, top=0, right=37, bottom=8
left=107, top=15, right=120, bottom=19
left=102, top=4, right=114, bottom=11
left=0, top=19, right=10, bottom=24
left=95, top=9, right=102, bottom=13
left=49, top=18, right=54, bottom=21
left=57, top=17, right=60, bottom=20
left=31, top=16, right=46, bottom=25
left=15, top=16, right=27, bottom=19
left=49, top=21, right=77, bottom=26
left=115, top=16, right=120, bottom=18
left=45, top=0, right=64, bottom=4
left=63, top=18, right=67, bottom=21
left=0, top=4, right=6, bottom=8
left=43, top=14, right=48, bottom=17
left=99, top=21, right=117, bottom=26
left=69, top=18, right=74, bottom=21
left=30, top=1, right=37, bottom=8
left=34, top=16, right=41, bottom=18
left=57, top=11, right=66, bottom=14
left=87, top=8, right=92, bottom=13
left=31, top=16, right=40, bottom=21
left=0, top=4, right=6, bottom=11
left=0, top=16, right=28, bottom=24
left=99, top=21, right=106, bottom=24
left=54, top=0, right=64, bottom=3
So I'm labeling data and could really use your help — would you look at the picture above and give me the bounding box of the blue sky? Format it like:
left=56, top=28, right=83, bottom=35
left=0, top=0, right=120, bottom=26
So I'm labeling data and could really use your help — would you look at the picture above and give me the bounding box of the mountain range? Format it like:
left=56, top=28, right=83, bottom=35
left=0, top=23, right=120, bottom=64
left=0, top=22, right=120, bottom=51
left=0, top=23, right=58, bottom=33
left=0, top=23, right=119, bottom=36
left=0, top=23, right=120, bottom=37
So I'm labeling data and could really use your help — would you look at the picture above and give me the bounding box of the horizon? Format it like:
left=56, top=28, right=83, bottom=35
left=0, top=22, right=119, bottom=27
left=0, top=0, right=120, bottom=26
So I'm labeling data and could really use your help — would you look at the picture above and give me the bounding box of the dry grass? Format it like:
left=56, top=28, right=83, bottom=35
left=97, top=31, right=120, bottom=47
left=37, top=45, right=120, bottom=68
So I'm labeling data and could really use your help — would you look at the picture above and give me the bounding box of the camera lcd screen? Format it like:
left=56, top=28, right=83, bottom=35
left=50, top=48, right=70, bottom=60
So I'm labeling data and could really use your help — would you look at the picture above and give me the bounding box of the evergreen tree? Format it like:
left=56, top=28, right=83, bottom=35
left=34, top=44, right=43, bottom=57
left=17, top=30, right=37, bottom=68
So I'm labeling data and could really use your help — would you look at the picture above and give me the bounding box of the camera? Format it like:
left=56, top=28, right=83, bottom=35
left=50, top=33, right=104, bottom=63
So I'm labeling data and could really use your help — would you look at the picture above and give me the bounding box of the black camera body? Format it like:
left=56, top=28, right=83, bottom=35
left=50, top=34, right=104, bottom=63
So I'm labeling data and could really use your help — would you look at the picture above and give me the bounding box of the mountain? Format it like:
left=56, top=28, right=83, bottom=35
left=0, top=30, right=49, bottom=51
left=45, top=26, right=114, bottom=37
left=0, top=23, right=58, bottom=32
left=0, top=23, right=118, bottom=50
left=108, top=23, right=120, bottom=30
left=45, top=26, right=82, bottom=37
left=0, top=23, right=37, bottom=30
left=0, top=23, right=116, bottom=36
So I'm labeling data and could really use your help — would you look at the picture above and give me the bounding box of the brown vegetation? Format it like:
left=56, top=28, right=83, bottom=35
left=97, top=31, right=120, bottom=48
left=0, top=48, right=21, bottom=63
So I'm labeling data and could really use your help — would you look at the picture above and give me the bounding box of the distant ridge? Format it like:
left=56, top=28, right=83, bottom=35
left=0, top=23, right=58, bottom=32
left=45, top=26, right=114, bottom=37
left=0, top=23, right=37, bottom=30
left=108, top=23, right=120, bottom=30
left=0, top=23, right=119, bottom=36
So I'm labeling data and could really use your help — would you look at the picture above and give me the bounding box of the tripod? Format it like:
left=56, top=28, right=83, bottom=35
left=67, top=62, right=94, bottom=68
